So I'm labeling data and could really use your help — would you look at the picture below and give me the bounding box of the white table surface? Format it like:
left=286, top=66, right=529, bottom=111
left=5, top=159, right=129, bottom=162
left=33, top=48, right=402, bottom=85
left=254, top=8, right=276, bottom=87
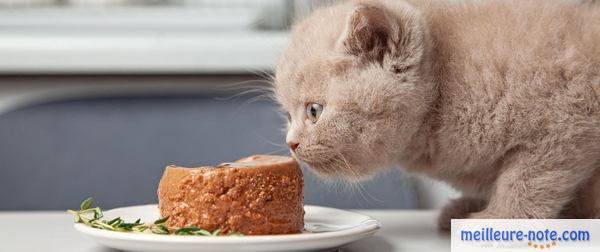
left=0, top=210, right=450, bottom=252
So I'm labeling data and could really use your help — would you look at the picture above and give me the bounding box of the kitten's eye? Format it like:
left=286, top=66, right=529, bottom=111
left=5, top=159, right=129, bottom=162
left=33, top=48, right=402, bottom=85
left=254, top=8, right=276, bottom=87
left=286, top=112, right=291, bottom=122
left=306, top=103, right=323, bottom=123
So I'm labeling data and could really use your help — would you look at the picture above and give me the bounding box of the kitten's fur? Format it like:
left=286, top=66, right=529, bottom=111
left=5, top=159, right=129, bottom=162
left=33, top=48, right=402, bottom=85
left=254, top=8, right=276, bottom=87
left=274, top=0, right=600, bottom=229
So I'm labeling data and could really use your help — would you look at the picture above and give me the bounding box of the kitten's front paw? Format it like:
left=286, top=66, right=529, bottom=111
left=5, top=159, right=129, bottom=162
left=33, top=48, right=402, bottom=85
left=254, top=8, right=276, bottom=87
left=438, top=197, right=486, bottom=231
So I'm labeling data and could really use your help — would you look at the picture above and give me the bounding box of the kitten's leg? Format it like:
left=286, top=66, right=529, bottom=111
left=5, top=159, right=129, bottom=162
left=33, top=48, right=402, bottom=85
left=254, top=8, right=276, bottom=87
left=470, top=151, right=596, bottom=219
left=438, top=197, right=486, bottom=231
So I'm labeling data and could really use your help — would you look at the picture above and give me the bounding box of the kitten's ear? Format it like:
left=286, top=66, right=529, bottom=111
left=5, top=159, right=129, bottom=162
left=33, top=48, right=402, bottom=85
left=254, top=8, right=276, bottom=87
left=337, top=4, right=398, bottom=62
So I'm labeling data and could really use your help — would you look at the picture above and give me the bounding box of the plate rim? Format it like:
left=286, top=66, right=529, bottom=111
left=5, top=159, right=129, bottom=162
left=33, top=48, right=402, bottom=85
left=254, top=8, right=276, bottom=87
left=73, top=204, right=380, bottom=244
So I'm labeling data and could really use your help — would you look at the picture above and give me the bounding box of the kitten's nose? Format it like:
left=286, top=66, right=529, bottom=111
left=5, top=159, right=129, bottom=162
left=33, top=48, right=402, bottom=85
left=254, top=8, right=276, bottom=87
left=287, top=141, right=299, bottom=151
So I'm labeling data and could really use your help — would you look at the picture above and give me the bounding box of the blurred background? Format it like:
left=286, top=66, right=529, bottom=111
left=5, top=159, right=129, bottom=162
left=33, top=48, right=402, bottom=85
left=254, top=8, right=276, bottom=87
left=0, top=0, right=458, bottom=211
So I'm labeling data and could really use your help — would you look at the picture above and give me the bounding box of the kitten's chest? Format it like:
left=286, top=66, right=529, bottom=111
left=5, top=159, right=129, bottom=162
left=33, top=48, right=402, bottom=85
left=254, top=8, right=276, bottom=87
left=402, top=144, right=502, bottom=197
left=428, top=160, right=501, bottom=197
left=413, top=129, right=510, bottom=197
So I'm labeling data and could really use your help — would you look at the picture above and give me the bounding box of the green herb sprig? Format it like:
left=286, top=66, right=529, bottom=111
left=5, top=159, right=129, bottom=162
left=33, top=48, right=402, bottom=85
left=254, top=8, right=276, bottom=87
left=68, top=197, right=242, bottom=236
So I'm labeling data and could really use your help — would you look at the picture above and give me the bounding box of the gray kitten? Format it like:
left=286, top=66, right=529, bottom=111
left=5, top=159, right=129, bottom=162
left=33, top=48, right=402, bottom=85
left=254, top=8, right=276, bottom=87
left=274, top=0, right=600, bottom=229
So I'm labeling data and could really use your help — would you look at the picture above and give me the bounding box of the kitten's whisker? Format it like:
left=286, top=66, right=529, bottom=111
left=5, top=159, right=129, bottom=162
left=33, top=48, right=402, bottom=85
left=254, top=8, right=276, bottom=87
left=218, top=81, right=272, bottom=89
left=263, top=148, right=290, bottom=155
left=337, top=153, right=385, bottom=203
left=215, top=82, right=273, bottom=95
left=243, top=67, right=275, bottom=81
left=245, top=93, right=276, bottom=104
left=215, top=87, right=272, bottom=101
left=253, top=133, right=288, bottom=149
left=230, top=93, right=275, bottom=115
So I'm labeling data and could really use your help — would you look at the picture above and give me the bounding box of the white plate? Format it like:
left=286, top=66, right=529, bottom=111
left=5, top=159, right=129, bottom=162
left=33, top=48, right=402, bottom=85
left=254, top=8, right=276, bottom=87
left=74, top=204, right=380, bottom=252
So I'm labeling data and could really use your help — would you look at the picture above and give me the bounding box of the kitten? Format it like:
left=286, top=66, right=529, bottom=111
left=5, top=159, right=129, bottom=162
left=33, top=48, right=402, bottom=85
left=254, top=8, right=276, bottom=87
left=274, top=0, right=600, bottom=230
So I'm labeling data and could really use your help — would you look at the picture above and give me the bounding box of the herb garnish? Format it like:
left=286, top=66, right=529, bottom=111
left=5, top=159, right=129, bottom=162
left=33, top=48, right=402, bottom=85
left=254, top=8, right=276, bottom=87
left=67, top=197, right=242, bottom=236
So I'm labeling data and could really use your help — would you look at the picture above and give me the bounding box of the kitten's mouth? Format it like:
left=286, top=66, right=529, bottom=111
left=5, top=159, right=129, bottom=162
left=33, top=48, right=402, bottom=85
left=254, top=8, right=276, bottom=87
left=299, top=159, right=340, bottom=176
left=291, top=144, right=357, bottom=177
left=294, top=153, right=349, bottom=177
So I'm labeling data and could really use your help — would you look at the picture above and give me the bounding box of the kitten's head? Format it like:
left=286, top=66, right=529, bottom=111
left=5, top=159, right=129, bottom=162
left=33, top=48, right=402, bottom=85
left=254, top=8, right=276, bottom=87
left=274, top=0, right=435, bottom=179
